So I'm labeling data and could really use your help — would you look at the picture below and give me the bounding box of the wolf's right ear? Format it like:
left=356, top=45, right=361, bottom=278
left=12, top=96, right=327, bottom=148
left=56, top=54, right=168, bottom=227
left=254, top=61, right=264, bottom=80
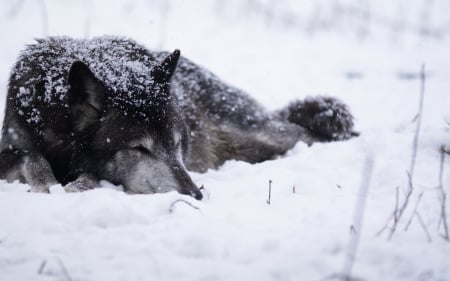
left=68, top=61, right=106, bottom=132
left=151, top=49, right=180, bottom=84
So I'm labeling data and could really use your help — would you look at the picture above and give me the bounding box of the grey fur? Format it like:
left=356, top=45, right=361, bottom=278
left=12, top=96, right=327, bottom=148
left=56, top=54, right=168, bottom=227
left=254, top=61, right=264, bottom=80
left=0, top=36, right=357, bottom=199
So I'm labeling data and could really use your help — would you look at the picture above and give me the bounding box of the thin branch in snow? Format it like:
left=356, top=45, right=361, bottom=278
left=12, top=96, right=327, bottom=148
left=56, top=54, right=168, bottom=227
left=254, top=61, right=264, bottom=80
left=375, top=211, right=394, bottom=237
left=37, top=258, right=74, bottom=281
left=386, top=173, right=414, bottom=240
left=438, top=146, right=449, bottom=241
left=388, top=64, right=426, bottom=239
left=416, top=212, right=432, bottom=242
left=375, top=187, right=399, bottom=237
left=409, top=64, right=426, bottom=177
left=266, top=180, right=272, bottom=204
left=404, top=192, right=424, bottom=231
left=442, top=147, right=450, bottom=155
left=403, top=192, right=432, bottom=242
left=57, top=258, right=74, bottom=281
left=168, top=199, right=199, bottom=213
left=341, top=154, right=374, bottom=280
left=377, top=64, right=426, bottom=240
left=377, top=186, right=400, bottom=236
left=37, top=259, right=47, bottom=274
left=350, top=225, right=357, bottom=235
left=394, top=186, right=400, bottom=222
left=438, top=208, right=443, bottom=230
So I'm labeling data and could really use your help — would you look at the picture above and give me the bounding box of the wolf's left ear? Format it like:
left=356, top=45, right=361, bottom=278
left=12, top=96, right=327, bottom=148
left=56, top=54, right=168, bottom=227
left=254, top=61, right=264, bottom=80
left=151, top=49, right=180, bottom=84
left=68, top=61, right=106, bottom=132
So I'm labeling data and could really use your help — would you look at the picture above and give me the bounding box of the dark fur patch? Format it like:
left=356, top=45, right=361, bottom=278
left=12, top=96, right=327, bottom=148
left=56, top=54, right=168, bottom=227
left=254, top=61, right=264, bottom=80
left=281, top=96, right=357, bottom=141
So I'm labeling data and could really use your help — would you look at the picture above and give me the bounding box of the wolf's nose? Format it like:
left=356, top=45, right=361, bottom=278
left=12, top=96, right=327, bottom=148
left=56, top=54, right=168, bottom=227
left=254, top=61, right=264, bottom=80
left=189, top=189, right=203, bottom=200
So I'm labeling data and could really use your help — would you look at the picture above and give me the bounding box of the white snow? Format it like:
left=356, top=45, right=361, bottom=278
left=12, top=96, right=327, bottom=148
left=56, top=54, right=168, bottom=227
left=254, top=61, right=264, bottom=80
left=1, top=1, right=450, bottom=281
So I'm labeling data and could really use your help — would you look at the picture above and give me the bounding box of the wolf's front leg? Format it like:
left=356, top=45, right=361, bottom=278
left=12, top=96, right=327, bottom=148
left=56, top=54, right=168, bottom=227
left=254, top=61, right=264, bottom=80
left=64, top=173, right=99, bottom=192
left=0, top=149, right=58, bottom=192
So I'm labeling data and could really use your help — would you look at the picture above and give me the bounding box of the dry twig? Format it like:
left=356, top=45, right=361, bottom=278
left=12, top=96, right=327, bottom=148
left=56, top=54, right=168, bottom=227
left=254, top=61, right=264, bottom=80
left=438, top=146, right=449, bottom=241
left=57, top=259, right=74, bottom=281
left=37, top=258, right=73, bottom=281
left=404, top=192, right=424, bottom=231
left=168, top=199, right=200, bottom=213
left=402, top=192, right=432, bottom=242
left=266, top=180, right=272, bottom=204
left=377, top=64, right=426, bottom=240
left=416, top=212, right=432, bottom=242
left=37, top=259, right=47, bottom=274
left=409, top=64, right=426, bottom=176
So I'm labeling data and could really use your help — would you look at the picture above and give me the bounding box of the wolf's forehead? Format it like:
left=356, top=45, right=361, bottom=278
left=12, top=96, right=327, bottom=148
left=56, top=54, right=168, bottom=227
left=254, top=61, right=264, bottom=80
left=129, top=130, right=180, bottom=147
left=129, top=136, right=154, bottom=149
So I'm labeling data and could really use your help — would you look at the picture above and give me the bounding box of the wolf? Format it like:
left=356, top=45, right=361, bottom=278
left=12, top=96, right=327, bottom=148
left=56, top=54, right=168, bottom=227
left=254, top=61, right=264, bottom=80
left=0, top=36, right=357, bottom=200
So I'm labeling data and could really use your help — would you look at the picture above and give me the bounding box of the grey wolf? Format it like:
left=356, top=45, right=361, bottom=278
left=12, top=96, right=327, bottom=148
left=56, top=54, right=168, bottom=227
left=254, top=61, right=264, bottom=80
left=0, top=36, right=357, bottom=200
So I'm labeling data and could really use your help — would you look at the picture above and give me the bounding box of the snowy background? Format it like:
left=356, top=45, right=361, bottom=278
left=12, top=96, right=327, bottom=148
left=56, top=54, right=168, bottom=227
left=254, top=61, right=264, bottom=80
left=1, top=0, right=450, bottom=280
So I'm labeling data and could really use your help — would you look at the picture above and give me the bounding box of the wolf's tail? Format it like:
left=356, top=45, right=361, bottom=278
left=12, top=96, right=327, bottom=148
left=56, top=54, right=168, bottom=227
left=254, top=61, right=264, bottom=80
left=278, top=96, right=359, bottom=141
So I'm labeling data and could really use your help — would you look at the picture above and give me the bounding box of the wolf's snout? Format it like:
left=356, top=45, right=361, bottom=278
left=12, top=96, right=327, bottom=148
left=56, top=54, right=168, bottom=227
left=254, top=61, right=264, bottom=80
left=191, top=189, right=203, bottom=200
left=181, top=188, right=203, bottom=200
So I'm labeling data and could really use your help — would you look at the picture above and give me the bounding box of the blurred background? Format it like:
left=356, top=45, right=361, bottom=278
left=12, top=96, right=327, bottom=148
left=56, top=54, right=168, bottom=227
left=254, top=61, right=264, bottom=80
left=1, top=3, right=450, bottom=280
left=1, top=0, right=449, bottom=129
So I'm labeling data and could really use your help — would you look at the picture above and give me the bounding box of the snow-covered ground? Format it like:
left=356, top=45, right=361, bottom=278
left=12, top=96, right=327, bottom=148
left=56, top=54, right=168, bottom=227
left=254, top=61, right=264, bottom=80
left=1, top=1, right=450, bottom=280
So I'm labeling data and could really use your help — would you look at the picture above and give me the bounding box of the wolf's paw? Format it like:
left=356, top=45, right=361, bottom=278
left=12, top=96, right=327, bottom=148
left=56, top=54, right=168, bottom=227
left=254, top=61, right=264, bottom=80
left=28, top=185, right=50, bottom=193
left=284, top=96, right=357, bottom=141
left=64, top=174, right=99, bottom=192
left=63, top=183, right=84, bottom=193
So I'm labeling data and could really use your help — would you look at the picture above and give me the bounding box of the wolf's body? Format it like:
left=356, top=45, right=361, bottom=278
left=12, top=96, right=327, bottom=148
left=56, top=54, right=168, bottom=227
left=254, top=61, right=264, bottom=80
left=0, top=36, right=356, bottom=199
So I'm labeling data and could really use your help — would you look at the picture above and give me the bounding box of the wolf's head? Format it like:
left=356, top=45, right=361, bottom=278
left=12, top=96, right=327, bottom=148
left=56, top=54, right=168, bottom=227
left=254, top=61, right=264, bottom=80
left=66, top=50, right=202, bottom=200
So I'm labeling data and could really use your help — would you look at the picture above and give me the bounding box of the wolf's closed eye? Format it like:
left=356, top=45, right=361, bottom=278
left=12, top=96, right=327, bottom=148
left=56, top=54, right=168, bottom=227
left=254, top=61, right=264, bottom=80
left=132, top=146, right=150, bottom=154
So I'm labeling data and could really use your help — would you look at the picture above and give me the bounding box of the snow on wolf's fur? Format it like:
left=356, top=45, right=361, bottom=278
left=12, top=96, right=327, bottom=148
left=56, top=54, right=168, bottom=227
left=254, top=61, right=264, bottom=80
left=12, top=36, right=166, bottom=126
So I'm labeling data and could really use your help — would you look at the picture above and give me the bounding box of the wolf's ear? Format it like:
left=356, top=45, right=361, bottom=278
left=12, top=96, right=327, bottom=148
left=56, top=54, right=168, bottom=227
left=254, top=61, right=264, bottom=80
left=151, top=49, right=180, bottom=84
left=68, top=61, right=106, bottom=132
